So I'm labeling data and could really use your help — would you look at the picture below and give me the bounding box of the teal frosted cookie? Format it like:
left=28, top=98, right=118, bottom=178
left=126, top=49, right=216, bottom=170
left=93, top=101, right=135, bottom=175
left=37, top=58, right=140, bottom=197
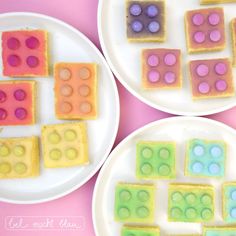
left=203, top=226, right=236, bottom=236
left=122, top=225, right=159, bottom=236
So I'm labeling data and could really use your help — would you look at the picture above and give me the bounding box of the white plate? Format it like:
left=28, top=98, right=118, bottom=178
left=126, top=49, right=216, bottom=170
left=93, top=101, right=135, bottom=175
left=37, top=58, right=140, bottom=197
left=0, top=12, right=120, bottom=204
left=98, top=0, right=236, bottom=116
left=93, top=117, right=236, bottom=236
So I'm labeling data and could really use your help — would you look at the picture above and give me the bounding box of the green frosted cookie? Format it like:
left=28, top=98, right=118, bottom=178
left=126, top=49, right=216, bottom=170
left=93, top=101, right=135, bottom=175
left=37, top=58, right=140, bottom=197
left=121, top=225, right=159, bottom=236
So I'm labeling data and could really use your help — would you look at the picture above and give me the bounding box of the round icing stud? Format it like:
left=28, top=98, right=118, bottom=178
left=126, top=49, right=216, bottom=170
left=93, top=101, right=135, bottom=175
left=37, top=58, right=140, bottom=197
left=158, top=164, right=171, bottom=176
left=7, top=55, right=21, bottom=67
left=192, top=13, right=204, bottom=26
left=118, top=207, right=130, bottom=219
left=141, top=147, right=153, bottom=159
left=15, top=108, right=27, bottom=120
left=78, top=67, right=91, bottom=80
left=215, top=80, right=227, bottom=92
left=65, top=148, right=78, bottom=160
left=25, top=36, right=40, bottom=49
left=198, top=82, right=210, bottom=94
left=148, top=21, right=160, bottom=33
left=185, top=193, right=197, bottom=205
left=146, top=5, right=159, bottom=18
left=7, top=37, right=20, bottom=50
left=14, top=89, right=26, bottom=101
left=0, top=145, right=9, bottom=157
left=0, top=108, right=7, bottom=120
left=185, top=208, right=197, bottom=219
left=60, top=84, right=73, bottom=97
left=59, top=68, right=71, bottom=81
left=13, top=145, right=25, bottom=157
left=201, top=194, right=212, bottom=205
left=14, top=162, right=27, bottom=174
left=208, top=13, right=220, bottom=26
left=136, top=206, right=149, bottom=218
left=208, top=162, right=220, bottom=174
left=0, top=162, right=11, bottom=174
left=193, top=31, right=206, bottom=44
left=131, top=20, right=143, bottom=33
left=0, top=91, right=7, bottom=103
left=193, top=145, right=205, bottom=156
left=119, top=190, right=131, bottom=201
left=209, top=30, right=221, bottom=42
left=64, top=129, right=77, bottom=141
left=141, top=163, right=153, bottom=175
left=129, top=3, right=142, bottom=16
left=137, top=190, right=150, bottom=202
left=159, top=148, right=170, bottom=159
left=171, top=192, right=183, bottom=202
left=231, top=208, right=236, bottom=219
left=48, top=132, right=61, bottom=144
left=196, top=64, right=209, bottom=77
left=210, top=145, right=222, bottom=158
left=171, top=207, right=182, bottom=219
left=78, top=85, right=90, bottom=97
left=148, top=70, right=160, bottom=83
left=49, top=149, right=62, bottom=160
left=215, top=62, right=227, bottom=75
left=192, top=161, right=204, bottom=173
left=147, top=55, right=159, bottom=67
left=201, top=208, right=213, bottom=220
left=79, top=102, right=92, bottom=114
left=164, top=53, right=177, bottom=66
left=231, top=190, right=236, bottom=201
left=26, top=56, right=39, bottom=68
left=164, top=72, right=176, bottom=84
left=60, top=102, right=72, bottom=113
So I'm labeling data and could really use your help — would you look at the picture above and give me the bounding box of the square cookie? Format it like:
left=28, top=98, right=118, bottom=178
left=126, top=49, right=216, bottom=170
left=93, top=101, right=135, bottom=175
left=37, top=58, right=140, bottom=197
left=200, top=0, right=236, bottom=4
left=231, top=19, right=236, bottom=66
left=122, top=225, right=160, bottom=236
left=54, top=63, right=97, bottom=120
left=2, top=30, right=48, bottom=77
left=142, top=48, right=182, bottom=89
left=185, top=139, right=226, bottom=178
left=136, top=141, right=176, bottom=179
left=189, top=58, right=234, bottom=99
left=41, top=122, right=89, bottom=168
left=0, top=136, right=39, bottom=179
left=0, top=81, right=36, bottom=126
left=114, top=183, right=155, bottom=224
left=185, top=8, right=225, bottom=53
left=168, top=183, right=215, bottom=222
left=203, top=226, right=236, bottom=236
left=126, top=0, right=166, bottom=42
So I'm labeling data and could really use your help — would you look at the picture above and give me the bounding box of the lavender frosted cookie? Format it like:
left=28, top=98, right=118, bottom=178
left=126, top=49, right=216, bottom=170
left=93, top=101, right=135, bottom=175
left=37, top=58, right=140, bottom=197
left=126, top=0, right=166, bottom=42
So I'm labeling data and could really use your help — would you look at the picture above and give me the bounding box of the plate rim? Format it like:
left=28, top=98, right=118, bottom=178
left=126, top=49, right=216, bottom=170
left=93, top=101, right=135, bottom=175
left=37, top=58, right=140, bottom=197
left=97, top=0, right=236, bottom=116
left=0, top=11, right=120, bottom=204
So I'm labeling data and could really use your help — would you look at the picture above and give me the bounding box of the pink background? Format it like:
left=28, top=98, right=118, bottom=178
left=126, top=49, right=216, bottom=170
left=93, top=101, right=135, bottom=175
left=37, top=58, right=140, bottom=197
left=0, top=0, right=236, bottom=235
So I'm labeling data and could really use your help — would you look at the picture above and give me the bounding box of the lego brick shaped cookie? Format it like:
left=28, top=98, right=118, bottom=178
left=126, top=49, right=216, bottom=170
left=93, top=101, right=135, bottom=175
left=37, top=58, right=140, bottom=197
left=185, top=139, right=226, bottom=178
left=203, top=226, right=236, bottom=236
left=126, top=0, right=166, bottom=42
left=41, top=122, right=89, bottom=168
left=142, top=48, right=182, bottom=89
left=54, top=63, right=97, bottom=120
left=200, top=0, right=236, bottom=4
left=0, top=136, right=39, bottom=179
left=114, top=183, right=155, bottom=223
left=185, top=8, right=225, bottom=53
left=189, top=58, right=234, bottom=99
left=168, top=183, right=215, bottom=222
left=0, top=81, right=36, bottom=126
left=231, top=19, right=236, bottom=66
left=2, top=30, right=48, bottom=77
left=136, top=141, right=176, bottom=179
left=122, top=225, right=160, bottom=236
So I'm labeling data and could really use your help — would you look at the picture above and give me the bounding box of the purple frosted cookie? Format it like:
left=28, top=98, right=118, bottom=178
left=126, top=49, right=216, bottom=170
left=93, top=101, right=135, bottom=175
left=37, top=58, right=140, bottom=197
left=126, top=0, right=165, bottom=42
left=189, top=58, right=234, bottom=99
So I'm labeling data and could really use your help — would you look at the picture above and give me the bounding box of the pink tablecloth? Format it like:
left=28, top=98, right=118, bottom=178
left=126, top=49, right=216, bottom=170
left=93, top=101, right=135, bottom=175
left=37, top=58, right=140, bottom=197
left=1, top=0, right=236, bottom=235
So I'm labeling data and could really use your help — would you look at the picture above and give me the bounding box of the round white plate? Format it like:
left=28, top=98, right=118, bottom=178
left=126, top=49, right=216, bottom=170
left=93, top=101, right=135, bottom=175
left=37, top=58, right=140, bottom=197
left=0, top=12, right=120, bottom=204
left=93, top=117, right=236, bottom=236
left=98, top=0, right=236, bottom=116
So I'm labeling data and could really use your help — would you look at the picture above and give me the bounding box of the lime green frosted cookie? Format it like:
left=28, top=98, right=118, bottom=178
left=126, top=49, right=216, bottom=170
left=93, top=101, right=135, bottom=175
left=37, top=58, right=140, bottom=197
left=122, top=225, right=159, bottom=236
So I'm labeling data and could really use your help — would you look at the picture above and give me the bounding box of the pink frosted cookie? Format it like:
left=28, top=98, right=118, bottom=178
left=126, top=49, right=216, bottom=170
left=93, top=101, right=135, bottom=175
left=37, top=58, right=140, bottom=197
left=2, top=30, right=48, bottom=77
left=142, top=48, right=182, bottom=89
left=185, top=8, right=225, bottom=53
left=189, top=58, right=234, bottom=99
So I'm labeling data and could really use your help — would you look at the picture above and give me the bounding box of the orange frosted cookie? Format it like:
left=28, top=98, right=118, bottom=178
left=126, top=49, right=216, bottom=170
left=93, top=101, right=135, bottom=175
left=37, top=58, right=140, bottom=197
left=54, top=63, right=97, bottom=120
left=2, top=30, right=48, bottom=77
